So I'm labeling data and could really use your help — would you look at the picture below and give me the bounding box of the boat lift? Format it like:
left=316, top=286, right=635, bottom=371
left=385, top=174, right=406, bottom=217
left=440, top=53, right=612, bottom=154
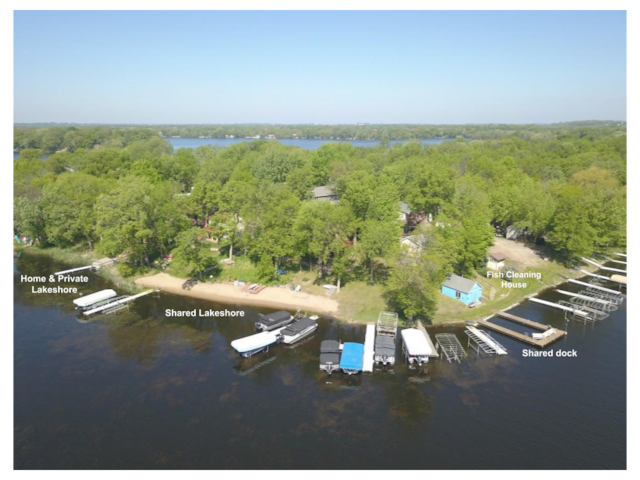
left=567, top=279, right=624, bottom=296
left=435, top=333, right=467, bottom=363
left=558, top=300, right=607, bottom=323
left=556, top=289, right=617, bottom=312
left=465, top=326, right=507, bottom=356
left=376, top=311, right=398, bottom=336
left=529, top=297, right=590, bottom=318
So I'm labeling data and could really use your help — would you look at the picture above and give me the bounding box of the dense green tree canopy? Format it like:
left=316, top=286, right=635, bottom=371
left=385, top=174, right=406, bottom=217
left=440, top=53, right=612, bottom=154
left=14, top=124, right=626, bottom=316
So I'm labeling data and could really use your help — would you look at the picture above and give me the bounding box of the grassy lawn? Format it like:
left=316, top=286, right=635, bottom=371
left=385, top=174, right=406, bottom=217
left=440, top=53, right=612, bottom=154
left=431, top=259, right=584, bottom=324
left=287, top=265, right=389, bottom=324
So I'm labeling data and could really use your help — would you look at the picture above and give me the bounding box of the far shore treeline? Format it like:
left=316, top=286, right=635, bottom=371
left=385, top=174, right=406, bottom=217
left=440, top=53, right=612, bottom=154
left=14, top=121, right=625, bottom=152
left=13, top=124, right=626, bottom=320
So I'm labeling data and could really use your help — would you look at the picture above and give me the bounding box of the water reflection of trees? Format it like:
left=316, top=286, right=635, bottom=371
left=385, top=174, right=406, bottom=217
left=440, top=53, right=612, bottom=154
left=17, top=255, right=495, bottom=429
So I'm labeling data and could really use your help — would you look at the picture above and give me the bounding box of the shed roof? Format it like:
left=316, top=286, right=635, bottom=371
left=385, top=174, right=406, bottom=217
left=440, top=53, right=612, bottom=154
left=399, top=201, right=411, bottom=214
left=489, top=251, right=508, bottom=262
left=442, top=273, right=480, bottom=294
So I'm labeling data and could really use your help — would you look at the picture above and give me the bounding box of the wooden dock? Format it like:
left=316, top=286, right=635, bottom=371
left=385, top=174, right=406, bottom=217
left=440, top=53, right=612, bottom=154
left=415, top=320, right=439, bottom=357
left=494, top=311, right=549, bottom=331
left=478, top=312, right=567, bottom=349
left=478, top=320, right=567, bottom=349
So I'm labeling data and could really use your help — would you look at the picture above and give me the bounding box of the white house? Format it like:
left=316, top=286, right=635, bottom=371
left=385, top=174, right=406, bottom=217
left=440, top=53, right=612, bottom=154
left=487, top=251, right=507, bottom=270
left=400, top=234, right=426, bottom=254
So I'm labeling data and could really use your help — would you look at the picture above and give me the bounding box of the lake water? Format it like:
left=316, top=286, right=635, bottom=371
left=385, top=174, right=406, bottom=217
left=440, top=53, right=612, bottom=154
left=13, top=152, right=50, bottom=161
left=14, top=253, right=626, bottom=469
left=168, top=137, right=456, bottom=151
left=13, top=137, right=455, bottom=160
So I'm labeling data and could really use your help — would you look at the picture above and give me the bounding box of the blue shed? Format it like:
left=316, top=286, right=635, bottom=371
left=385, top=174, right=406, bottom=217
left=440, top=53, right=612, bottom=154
left=441, top=274, right=483, bottom=306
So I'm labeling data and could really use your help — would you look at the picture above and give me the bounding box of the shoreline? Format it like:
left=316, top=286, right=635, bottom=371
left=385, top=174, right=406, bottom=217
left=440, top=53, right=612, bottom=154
left=17, top=247, right=138, bottom=293
left=135, top=272, right=340, bottom=316
left=18, top=247, right=600, bottom=328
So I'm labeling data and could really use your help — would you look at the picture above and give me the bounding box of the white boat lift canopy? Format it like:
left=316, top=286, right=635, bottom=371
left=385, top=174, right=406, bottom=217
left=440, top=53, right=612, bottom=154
left=231, top=328, right=284, bottom=355
left=73, top=289, right=117, bottom=308
left=401, top=329, right=433, bottom=356
left=83, top=289, right=154, bottom=315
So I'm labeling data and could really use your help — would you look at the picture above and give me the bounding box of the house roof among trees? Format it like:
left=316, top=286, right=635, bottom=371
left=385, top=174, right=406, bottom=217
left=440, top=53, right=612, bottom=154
left=312, top=185, right=335, bottom=198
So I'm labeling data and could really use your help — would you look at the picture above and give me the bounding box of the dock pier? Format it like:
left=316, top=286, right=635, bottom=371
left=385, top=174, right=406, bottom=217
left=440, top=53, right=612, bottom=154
left=415, top=320, right=440, bottom=358
left=362, top=324, right=375, bottom=373
left=475, top=306, right=567, bottom=349
left=475, top=318, right=566, bottom=349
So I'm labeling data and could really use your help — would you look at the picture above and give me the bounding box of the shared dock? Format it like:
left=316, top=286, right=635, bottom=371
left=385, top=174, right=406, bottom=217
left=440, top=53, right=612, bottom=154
left=476, top=318, right=565, bottom=348
left=475, top=308, right=567, bottom=349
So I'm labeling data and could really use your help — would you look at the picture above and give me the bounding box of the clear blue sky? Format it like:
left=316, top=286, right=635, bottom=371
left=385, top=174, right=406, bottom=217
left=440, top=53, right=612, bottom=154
left=14, top=10, right=626, bottom=124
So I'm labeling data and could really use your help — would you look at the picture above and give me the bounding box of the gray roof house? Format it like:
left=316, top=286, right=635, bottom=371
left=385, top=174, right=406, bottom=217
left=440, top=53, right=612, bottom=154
left=441, top=273, right=483, bottom=306
left=442, top=274, right=478, bottom=293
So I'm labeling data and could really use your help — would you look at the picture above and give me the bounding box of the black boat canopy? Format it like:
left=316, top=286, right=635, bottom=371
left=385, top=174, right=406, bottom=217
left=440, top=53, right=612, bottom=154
left=281, top=317, right=316, bottom=336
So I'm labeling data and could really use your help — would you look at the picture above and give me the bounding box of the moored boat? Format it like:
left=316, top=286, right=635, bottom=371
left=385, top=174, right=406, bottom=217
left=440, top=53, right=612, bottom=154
left=401, top=328, right=433, bottom=365
left=339, top=342, right=364, bottom=375
left=231, top=327, right=285, bottom=358
left=277, top=316, right=318, bottom=345
left=255, top=310, right=294, bottom=332
left=73, top=289, right=117, bottom=310
left=374, top=335, right=396, bottom=365
left=319, top=340, right=341, bottom=374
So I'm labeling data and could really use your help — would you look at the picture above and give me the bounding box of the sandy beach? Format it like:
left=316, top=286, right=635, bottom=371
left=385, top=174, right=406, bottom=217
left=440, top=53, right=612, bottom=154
left=135, top=272, right=340, bottom=315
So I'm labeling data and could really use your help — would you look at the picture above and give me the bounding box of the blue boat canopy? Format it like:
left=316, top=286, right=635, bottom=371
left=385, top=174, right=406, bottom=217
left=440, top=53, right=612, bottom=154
left=339, top=342, right=364, bottom=371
